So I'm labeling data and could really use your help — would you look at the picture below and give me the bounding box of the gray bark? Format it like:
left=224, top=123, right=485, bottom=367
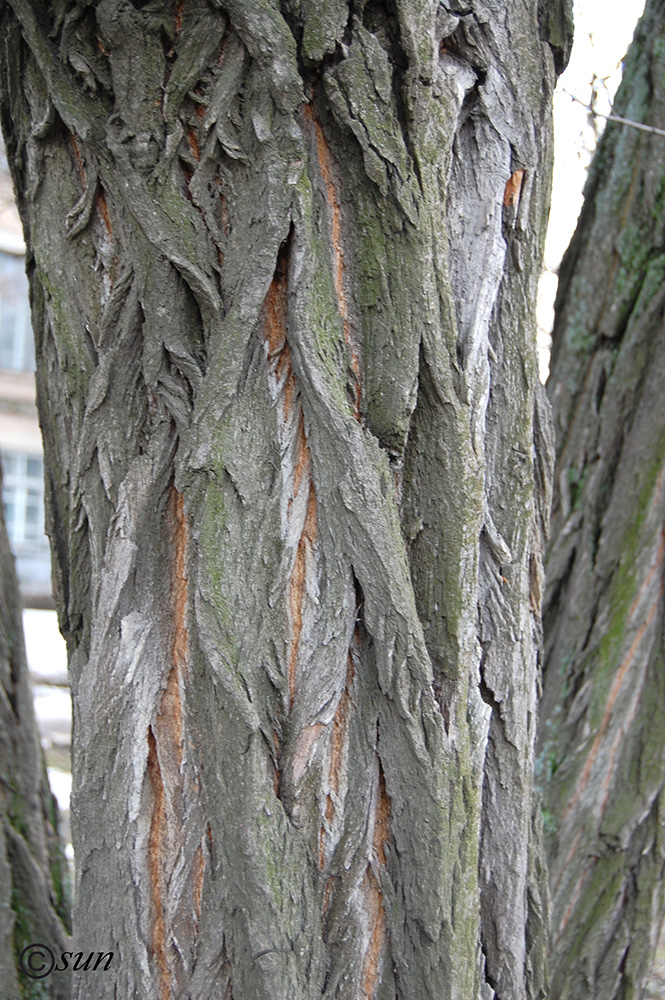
left=540, top=1, right=665, bottom=996
left=0, top=1, right=569, bottom=997
left=0, top=460, right=70, bottom=1000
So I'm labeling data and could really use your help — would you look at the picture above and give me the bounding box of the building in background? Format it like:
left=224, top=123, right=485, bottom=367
left=0, top=151, right=70, bottom=844
left=0, top=170, right=51, bottom=608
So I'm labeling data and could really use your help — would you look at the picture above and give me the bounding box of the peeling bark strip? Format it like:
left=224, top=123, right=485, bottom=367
left=146, top=726, right=170, bottom=1000
left=503, top=169, right=525, bottom=208
left=319, top=652, right=354, bottom=871
left=361, top=867, right=387, bottom=1000
left=146, top=486, right=192, bottom=998
left=541, top=2, right=665, bottom=995
left=304, top=102, right=361, bottom=418
left=263, top=238, right=320, bottom=710
left=288, top=483, right=317, bottom=707
left=0, top=1, right=566, bottom=997
left=361, top=761, right=391, bottom=998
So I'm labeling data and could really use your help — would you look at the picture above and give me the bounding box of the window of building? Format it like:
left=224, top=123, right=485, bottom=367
left=2, top=451, right=45, bottom=546
left=0, top=252, right=34, bottom=372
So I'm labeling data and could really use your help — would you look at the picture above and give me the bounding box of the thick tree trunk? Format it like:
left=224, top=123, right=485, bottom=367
left=540, top=2, right=665, bottom=996
left=0, top=461, right=70, bottom=999
left=1, top=2, right=568, bottom=997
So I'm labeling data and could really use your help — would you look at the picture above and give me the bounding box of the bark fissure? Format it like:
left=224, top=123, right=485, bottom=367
left=0, top=0, right=565, bottom=996
left=304, top=101, right=362, bottom=419
left=146, top=725, right=170, bottom=1000
left=541, top=3, right=665, bottom=994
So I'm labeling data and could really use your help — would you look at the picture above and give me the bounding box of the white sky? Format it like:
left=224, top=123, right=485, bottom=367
left=23, top=608, right=67, bottom=678
left=538, top=0, right=646, bottom=376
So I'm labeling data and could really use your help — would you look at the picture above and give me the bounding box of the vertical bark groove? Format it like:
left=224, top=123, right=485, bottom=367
left=541, top=2, right=665, bottom=995
left=304, top=101, right=362, bottom=418
left=0, top=0, right=567, bottom=996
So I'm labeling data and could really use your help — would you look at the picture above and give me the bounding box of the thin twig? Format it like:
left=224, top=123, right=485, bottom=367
left=563, top=89, right=665, bottom=138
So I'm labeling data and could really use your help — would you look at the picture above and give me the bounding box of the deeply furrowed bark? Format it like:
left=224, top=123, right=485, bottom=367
left=540, top=2, right=665, bottom=996
left=0, top=2, right=568, bottom=997
left=0, top=461, right=71, bottom=1000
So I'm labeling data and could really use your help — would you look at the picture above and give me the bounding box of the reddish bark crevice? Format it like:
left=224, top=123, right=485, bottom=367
left=69, top=132, right=85, bottom=186
left=96, top=187, right=112, bottom=237
left=361, top=758, right=391, bottom=998
left=288, top=479, right=317, bottom=707
left=156, top=664, right=184, bottom=772
left=147, top=725, right=170, bottom=1000
left=264, top=238, right=320, bottom=711
left=187, top=127, right=200, bottom=163
left=174, top=0, right=185, bottom=35
left=319, top=652, right=354, bottom=869
left=503, top=169, right=524, bottom=209
left=145, top=486, right=190, bottom=995
left=264, top=245, right=290, bottom=391
left=372, top=761, right=391, bottom=868
left=304, top=102, right=361, bottom=419
left=219, top=190, right=230, bottom=237
left=361, top=868, right=387, bottom=1000
left=216, top=21, right=234, bottom=67
left=318, top=825, right=327, bottom=873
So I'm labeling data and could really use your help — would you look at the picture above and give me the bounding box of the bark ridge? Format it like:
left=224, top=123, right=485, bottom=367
left=0, top=1, right=566, bottom=997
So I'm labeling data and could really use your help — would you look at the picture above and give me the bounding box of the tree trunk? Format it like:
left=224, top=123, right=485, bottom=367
left=540, top=1, right=665, bottom=995
left=0, top=460, right=71, bottom=999
left=0, top=2, right=569, bottom=997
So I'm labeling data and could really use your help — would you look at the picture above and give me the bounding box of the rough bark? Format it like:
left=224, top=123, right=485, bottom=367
left=0, top=459, right=71, bottom=1000
left=0, top=1, right=568, bottom=997
left=540, top=2, right=665, bottom=996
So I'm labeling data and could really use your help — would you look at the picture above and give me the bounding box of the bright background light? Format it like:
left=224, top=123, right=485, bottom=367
left=537, top=0, right=646, bottom=380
